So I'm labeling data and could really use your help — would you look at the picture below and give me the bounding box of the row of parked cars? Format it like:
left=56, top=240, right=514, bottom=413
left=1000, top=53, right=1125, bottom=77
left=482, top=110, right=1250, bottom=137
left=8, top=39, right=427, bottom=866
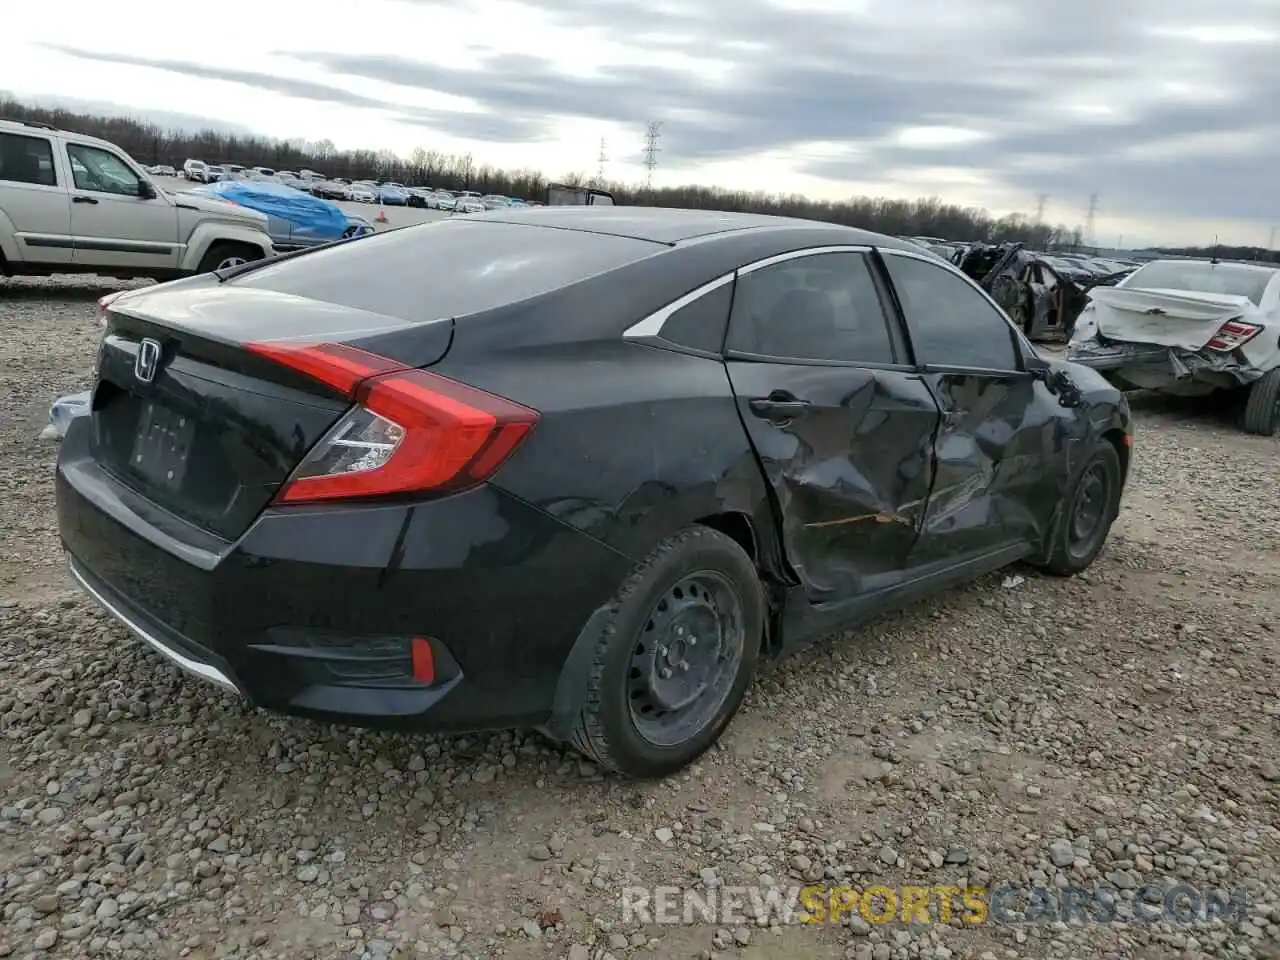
left=165, top=159, right=538, bottom=214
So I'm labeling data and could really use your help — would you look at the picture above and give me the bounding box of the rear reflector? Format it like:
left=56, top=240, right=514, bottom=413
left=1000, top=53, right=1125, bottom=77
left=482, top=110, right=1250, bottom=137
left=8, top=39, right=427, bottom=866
left=411, top=637, right=435, bottom=684
left=1205, top=319, right=1262, bottom=352
left=245, top=340, right=539, bottom=503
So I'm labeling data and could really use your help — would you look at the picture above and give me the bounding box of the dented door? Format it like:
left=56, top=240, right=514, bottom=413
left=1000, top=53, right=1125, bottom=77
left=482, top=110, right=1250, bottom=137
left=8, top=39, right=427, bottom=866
left=908, top=370, right=1048, bottom=564
left=726, top=361, right=939, bottom=601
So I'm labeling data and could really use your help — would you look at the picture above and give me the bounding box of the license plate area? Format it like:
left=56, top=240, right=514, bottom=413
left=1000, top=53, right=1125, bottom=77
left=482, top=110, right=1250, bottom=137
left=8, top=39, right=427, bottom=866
left=129, top=400, right=196, bottom=490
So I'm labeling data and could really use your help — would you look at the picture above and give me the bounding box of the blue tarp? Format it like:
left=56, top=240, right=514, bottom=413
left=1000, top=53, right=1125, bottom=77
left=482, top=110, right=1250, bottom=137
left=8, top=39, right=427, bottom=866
left=189, top=180, right=349, bottom=247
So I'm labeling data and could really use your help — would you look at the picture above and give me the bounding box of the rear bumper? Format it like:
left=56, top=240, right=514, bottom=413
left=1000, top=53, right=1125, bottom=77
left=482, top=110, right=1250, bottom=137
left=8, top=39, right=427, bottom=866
left=57, top=420, right=633, bottom=732
left=1067, top=340, right=1261, bottom=389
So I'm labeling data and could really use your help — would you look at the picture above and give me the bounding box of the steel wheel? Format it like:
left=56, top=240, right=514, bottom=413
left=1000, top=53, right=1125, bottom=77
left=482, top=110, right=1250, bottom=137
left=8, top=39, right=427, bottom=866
left=216, top=254, right=248, bottom=271
left=627, top=571, right=746, bottom=748
left=1066, top=460, right=1110, bottom=557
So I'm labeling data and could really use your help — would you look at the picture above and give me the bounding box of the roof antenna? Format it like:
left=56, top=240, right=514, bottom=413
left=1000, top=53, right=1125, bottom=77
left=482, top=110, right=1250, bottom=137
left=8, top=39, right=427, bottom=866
left=1210, top=235, right=1221, bottom=265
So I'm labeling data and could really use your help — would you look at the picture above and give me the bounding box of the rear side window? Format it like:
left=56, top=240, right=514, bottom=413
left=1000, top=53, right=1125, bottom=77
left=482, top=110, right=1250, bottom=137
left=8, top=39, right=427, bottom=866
left=727, top=251, right=896, bottom=363
left=659, top=282, right=733, bottom=353
left=0, top=133, right=57, bottom=186
left=234, top=219, right=660, bottom=321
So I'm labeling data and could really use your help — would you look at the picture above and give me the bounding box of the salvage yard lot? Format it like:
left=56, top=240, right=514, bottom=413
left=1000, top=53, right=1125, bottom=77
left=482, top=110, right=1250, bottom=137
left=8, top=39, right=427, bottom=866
left=1, top=278, right=1278, bottom=960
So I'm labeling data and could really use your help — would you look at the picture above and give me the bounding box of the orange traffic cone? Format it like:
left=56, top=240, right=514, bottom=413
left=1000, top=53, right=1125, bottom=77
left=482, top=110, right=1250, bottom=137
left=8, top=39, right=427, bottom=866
left=375, top=205, right=389, bottom=224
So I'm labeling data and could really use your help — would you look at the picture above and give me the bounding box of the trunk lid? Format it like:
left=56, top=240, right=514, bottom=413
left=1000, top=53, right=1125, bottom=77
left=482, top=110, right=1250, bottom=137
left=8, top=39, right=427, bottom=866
left=1087, top=286, right=1251, bottom=350
left=92, top=278, right=452, bottom=541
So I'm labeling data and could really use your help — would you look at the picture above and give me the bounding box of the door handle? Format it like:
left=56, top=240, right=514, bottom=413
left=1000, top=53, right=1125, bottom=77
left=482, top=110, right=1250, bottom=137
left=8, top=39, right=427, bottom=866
left=749, top=396, right=812, bottom=420
left=73, top=196, right=98, bottom=204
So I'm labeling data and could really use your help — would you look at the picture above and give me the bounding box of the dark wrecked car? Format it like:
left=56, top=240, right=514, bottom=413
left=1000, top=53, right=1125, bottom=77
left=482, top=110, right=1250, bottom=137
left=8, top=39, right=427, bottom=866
left=1068, top=258, right=1280, bottom=435
left=955, top=243, right=1093, bottom=341
left=57, top=208, right=1132, bottom=779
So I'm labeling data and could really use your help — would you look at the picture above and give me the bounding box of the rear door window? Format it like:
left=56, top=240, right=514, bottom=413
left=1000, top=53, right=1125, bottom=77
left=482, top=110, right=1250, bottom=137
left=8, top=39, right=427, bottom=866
left=726, top=251, right=898, bottom=364
left=234, top=219, right=662, bottom=321
left=0, top=132, right=58, bottom=186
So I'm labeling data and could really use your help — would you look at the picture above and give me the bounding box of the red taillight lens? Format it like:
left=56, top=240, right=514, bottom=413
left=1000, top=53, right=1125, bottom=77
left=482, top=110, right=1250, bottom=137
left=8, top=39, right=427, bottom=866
left=245, top=340, right=539, bottom=504
left=1205, top=318, right=1262, bottom=352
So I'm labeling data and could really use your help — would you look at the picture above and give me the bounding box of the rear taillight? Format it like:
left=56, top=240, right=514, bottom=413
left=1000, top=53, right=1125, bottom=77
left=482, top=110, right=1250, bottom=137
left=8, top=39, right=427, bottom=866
left=245, top=341, right=539, bottom=504
left=1205, top=318, right=1262, bottom=352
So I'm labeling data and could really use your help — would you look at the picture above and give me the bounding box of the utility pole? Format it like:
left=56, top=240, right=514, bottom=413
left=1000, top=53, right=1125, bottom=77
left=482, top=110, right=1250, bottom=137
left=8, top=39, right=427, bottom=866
left=595, top=137, right=608, bottom=186
left=642, top=121, right=663, bottom=192
left=1084, top=193, right=1099, bottom=250
left=1033, top=194, right=1047, bottom=225
left=1268, top=226, right=1276, bottom=251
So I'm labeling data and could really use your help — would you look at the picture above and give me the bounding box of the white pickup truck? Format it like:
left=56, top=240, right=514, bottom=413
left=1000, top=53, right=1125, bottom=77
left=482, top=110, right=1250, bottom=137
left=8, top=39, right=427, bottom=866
left=0, top=118, right=275, bottom=281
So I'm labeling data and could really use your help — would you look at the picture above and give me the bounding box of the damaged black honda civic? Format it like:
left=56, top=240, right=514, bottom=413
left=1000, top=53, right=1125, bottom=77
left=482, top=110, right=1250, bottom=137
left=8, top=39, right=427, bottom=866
left=58, top=208, right=1132, bottom=778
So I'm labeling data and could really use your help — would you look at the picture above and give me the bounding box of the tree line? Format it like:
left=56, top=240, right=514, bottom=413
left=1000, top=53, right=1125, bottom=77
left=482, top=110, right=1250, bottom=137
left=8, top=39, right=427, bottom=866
left=3, top=95, right=1273, bottom=261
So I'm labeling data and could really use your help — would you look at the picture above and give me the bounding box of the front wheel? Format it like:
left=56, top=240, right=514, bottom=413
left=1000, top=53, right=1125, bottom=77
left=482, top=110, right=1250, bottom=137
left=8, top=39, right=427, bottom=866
left=1038, top=441, right=1123, bottom=576
left=570, top=526, right=764, bottom=778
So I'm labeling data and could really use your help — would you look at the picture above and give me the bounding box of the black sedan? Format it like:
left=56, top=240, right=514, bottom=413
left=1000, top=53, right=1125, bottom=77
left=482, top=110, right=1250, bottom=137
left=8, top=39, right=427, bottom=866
left=57, top=208, right=1132, bottom=779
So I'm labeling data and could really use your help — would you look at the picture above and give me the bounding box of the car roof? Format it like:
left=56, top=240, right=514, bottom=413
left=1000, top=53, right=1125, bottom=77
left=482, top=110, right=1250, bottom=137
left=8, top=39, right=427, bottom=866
left=468, top=205, right=920, bottom=249
left=0, top=117, right=116, bottom=151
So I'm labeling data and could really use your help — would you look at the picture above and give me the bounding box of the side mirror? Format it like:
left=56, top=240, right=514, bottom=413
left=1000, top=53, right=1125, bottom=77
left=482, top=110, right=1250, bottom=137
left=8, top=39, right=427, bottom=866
left=1027, top=354, right=1083, bottom=408
left=138, top=180, right=157, bottom=200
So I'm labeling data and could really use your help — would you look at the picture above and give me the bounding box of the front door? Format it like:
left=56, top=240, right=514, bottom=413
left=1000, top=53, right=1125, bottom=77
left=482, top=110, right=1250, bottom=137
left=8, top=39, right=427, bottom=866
left=879, top=248, right=1062, bottom=564
left=64, top=142, right=180, bottom=272
left=724, top=247, right=940, bottom=602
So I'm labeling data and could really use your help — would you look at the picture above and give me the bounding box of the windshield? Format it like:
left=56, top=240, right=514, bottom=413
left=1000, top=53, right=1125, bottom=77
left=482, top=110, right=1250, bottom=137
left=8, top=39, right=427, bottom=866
left=1123, top=261, right=1275, bottom=306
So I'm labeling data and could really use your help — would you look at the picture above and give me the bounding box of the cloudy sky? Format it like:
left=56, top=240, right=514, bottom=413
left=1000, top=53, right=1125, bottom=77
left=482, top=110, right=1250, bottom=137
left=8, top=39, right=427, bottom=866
left=4, top=0, right=1277, bottom=247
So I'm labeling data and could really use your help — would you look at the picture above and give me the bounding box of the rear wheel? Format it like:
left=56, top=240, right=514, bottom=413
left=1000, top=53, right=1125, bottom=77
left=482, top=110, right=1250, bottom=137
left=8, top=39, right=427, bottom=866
left=571, top=526, right=764, bottom=778
left=1038, top=441, right=1123, bottom=576
left=197, top=241, right=263, bottom=274
left=1242, top=369, right=1280, bottom=436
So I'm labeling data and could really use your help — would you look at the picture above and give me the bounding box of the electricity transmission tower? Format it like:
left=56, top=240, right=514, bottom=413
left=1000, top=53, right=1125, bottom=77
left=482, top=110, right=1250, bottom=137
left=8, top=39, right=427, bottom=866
left=1034, top=194, right=1047, bottom=225
left=1268, top=226, right=1276, bottom=251
left=595, top=138, right=608, bottom=186
left=1084, top=193, right=1099, bottom=248
left=642, top=121, right=663, bottom=190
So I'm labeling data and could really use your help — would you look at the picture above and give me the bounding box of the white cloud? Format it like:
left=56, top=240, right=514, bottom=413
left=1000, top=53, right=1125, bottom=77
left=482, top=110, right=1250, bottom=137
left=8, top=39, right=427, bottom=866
left=2, top=0, right=1277, bottom=247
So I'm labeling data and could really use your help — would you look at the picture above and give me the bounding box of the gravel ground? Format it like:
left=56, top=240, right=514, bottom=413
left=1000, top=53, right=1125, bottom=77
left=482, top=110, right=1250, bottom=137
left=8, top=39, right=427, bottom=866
left=1, top=278, right=1277, bottom=960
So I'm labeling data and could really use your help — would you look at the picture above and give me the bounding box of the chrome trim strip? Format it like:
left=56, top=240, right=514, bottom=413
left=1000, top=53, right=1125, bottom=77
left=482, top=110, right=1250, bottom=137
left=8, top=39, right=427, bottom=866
left=622, top=272, right=734, bottom=338
left=68, top=557, right=241, bottom=695
left=736, top=244, right=874, bottom=276
left=622, top=244, right=875, bottom=340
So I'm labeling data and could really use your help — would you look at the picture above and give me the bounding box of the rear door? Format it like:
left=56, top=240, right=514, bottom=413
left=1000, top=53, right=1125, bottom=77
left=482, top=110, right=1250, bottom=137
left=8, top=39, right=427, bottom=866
left=65, top=141, right=181, bottom=271
left=724, top=246, right=941, bottom=602
left=879, top=247, right=1057, bottom=563
left=0, top=130, right=73, bottom=264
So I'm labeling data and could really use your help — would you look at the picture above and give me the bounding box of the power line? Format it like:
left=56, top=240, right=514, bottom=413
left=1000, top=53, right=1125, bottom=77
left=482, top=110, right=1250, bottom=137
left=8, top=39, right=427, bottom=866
left=642, top=121, right=663, bottom=190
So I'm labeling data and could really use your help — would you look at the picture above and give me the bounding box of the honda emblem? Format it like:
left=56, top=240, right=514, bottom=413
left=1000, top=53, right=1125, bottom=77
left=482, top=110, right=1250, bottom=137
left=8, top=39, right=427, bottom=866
left=135, top=338, right=161, bottom=384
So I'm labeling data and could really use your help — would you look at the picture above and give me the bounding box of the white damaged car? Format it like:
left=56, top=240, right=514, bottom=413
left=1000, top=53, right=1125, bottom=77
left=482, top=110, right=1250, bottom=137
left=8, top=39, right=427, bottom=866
left=1067, top=259, right=1280, bottom=435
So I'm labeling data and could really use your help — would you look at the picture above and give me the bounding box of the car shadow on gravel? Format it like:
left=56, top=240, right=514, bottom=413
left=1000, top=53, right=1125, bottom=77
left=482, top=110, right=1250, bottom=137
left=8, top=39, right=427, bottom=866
left=1124, top=388, right=1251, bottom=431
left=0, top=278, right=153, bottom=301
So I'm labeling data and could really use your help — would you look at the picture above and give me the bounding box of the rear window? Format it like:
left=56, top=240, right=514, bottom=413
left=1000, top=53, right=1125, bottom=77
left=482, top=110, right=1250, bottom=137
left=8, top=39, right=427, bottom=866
left=233, top=219, right=660, bottom=321
left=1123, top=261, right=1276, bottom=306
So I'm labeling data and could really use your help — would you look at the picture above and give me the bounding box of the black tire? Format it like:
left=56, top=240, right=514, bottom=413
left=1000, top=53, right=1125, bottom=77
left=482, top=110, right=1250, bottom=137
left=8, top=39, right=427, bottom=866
left=1039, top=441, right=1123, bottom=576
left=570, top=526, right=765, bottom=779
left=197, top=241, right=264, bottom=275
left=1242, top=369, right=1280, bottom=436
